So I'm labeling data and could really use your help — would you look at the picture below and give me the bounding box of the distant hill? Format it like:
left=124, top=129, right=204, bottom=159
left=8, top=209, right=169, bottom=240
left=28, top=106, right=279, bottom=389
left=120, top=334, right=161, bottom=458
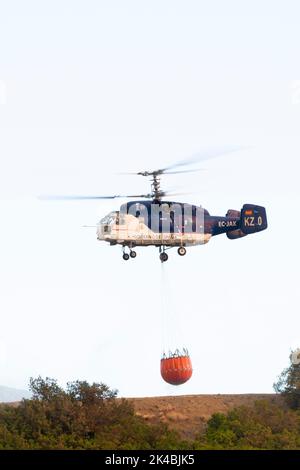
left=128, top=394, right=283, bottom=439
left=0, top=385, right=30, bottom=403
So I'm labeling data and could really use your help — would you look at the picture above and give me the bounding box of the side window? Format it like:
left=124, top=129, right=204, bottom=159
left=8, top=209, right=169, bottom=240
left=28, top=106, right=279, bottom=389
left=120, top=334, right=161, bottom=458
left=184, top=215, right=193, bottom=230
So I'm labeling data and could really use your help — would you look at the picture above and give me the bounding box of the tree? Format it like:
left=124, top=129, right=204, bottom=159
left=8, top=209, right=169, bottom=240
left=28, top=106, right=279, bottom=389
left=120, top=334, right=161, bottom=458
left=273, top=350, right=300, bottom=409
left=29, top=376, right=65, bottom=401
left=0, top=377, right=189, bottom=449
left=67, top=380, right=117, bottom=404
left=196, top=400, right=300, bottom=450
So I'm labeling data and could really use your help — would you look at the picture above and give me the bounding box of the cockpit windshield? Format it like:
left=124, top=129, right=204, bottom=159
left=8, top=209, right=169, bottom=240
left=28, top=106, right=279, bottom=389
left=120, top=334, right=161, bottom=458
left=99, top=211, right=119, bottom=226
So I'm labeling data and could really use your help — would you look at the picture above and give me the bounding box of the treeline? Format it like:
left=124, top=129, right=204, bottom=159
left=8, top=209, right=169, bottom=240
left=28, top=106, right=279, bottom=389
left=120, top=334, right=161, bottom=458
left=0, top=354, right=299, bottom=449
left=0, top=377, right=188, bottom=450
left=195, top=400, right=300, bottom=449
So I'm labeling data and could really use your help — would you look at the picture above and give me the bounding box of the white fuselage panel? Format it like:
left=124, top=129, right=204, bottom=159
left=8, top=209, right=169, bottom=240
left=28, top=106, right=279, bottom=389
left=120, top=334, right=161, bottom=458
left=97, top=214, right=210, bottom=246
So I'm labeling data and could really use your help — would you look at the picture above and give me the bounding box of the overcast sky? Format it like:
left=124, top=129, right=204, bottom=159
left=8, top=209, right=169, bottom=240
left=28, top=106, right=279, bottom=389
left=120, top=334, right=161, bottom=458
left=0, top=1, right=300, bottom=397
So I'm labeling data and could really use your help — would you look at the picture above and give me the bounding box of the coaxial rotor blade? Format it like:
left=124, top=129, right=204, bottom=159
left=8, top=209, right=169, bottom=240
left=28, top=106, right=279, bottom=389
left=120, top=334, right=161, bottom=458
left=163, top=192, right=192, bottom=197
left=121, top=145, right=246, bottom=177
left=163, top=168, right=207, bottom=175
left=39, top=195, right=124, bottom=200
left=162, top=145, right=246, bottom=172
left=116, top=172, right=140, bottom=176
left=39, top=194, right=151, bottom=201
left=118, top=169, right=205, bottom=176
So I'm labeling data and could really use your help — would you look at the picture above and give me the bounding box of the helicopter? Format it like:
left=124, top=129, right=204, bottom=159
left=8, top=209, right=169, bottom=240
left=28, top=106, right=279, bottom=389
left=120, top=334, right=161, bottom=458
left=42, top=149, right=268, bottom=262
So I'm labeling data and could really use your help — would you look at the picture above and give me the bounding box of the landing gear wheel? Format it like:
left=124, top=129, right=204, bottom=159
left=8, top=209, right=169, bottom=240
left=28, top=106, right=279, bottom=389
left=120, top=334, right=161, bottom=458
left=178, top=246, right=186, bottom=256
left=130, top=250, right=137, bottom=258
left=123, top=253, right=130, bottom=261
left=160, top=252, right=168, bottom=262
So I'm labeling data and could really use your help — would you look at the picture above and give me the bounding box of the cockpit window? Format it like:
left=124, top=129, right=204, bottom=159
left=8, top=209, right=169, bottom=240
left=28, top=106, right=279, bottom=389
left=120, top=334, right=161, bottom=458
left=100, top=211, right=118, bottom=226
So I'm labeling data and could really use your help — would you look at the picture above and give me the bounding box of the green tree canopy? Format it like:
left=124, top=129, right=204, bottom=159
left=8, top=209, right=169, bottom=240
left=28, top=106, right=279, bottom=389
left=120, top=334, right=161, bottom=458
left=196, top=400, right=300, bottom=450
left=273, top=350, right=300, bottom=409
left=0, top=376, right=188, bottom=450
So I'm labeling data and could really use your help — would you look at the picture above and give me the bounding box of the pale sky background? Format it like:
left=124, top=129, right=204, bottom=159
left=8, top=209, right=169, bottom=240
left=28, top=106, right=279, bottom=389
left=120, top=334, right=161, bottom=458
left=0, top=1, right=300, bottom=397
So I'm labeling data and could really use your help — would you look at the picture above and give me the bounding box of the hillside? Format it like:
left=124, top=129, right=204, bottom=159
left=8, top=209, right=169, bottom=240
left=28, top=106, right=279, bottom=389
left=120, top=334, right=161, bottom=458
left=128, top=394, right=283, bottom=439
left=0, top=390, right=283, bottom=440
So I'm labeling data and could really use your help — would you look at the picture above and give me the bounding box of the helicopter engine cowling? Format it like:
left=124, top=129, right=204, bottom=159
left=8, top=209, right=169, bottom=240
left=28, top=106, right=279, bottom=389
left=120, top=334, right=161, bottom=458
left=226, top=209, right=248, bottom=240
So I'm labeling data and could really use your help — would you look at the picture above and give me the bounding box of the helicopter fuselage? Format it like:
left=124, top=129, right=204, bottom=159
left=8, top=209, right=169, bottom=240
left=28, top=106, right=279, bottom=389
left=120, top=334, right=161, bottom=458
left=96, top=200, right=267, bottom=250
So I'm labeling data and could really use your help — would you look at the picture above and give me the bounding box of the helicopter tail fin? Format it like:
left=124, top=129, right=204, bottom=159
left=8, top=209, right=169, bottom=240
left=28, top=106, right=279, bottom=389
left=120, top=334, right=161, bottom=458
left=240, top=204, right=268, bottom=234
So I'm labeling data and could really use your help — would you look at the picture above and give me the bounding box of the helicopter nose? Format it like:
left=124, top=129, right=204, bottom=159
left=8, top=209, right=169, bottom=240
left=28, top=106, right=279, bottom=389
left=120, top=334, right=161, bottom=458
left=96, top=223, right=102, bottom=239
